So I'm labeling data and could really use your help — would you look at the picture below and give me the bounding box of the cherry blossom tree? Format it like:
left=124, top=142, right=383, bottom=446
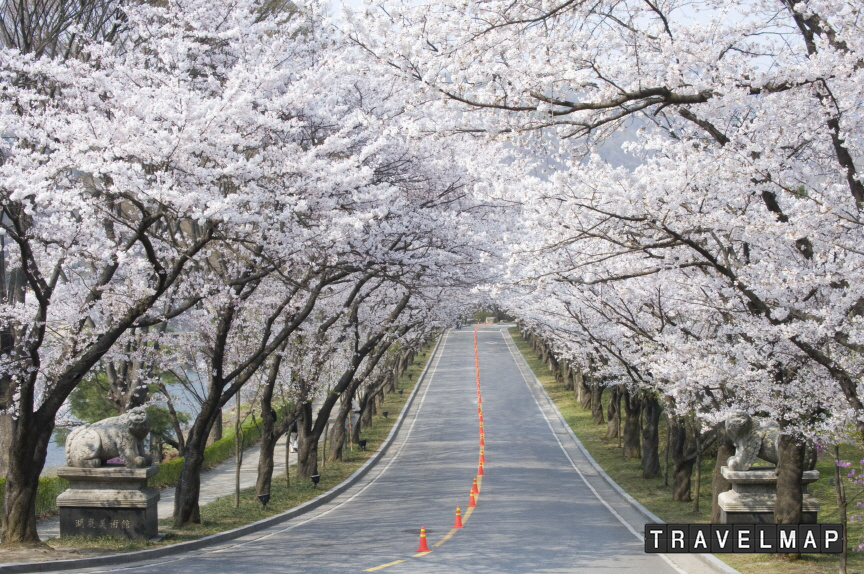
left=0, top=0, right=330, bottom=542
left=350, top=0, right=863, bottom=432
left=348, top=0, right=864, bottom=522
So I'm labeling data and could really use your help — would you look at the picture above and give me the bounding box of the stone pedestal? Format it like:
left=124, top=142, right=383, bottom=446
left=56, top=465, right=160, bottom=539
left=718, top=466, right=819, bottom=524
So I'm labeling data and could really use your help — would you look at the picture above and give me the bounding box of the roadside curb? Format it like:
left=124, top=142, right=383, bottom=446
left=505, top=329, right=740, bottom=574
left=0, top=335, right=444, bottom=574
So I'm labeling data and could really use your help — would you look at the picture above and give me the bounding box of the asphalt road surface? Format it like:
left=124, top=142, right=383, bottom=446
left=39, top=326, right=693, bottom=574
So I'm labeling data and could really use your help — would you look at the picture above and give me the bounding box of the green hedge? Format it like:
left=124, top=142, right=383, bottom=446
left=1, top=417, right=264, bottom=517
left=151, top=417, right=263, bottom=489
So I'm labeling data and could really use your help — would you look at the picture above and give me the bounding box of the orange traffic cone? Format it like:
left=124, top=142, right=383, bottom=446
left=468, top=491, right=477, bottom=507
left=479, top=413, right=484, bottom=423
left=453, top=507, right=464, bottom=529
left=478, top=461, right=485, bottom=476
left=417, top=526, right=430, bottom=552
left=478, top=404, right=482, bottom=414
left=480, top=448, right=486, bottom=463
left=479, top=435, right=485, bottom=446
left=471, top=477, right=479, bottom=495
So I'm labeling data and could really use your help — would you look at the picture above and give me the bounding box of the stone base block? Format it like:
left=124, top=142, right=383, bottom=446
left=59, top=502, right=158, bottom=539
left=56, top=465, right=160, bottom=540
left=719, top=510, right=818, bottom=524
left=718, top=466, right=821, bottom=525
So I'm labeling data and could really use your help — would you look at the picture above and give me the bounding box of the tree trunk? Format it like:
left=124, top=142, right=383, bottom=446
left=256, top=423, right=277, bottom=499
left=590, top=383, right=605, bottom=425
left=255, top=350, right=290, bottom=498
left=670, top=417, right=694, bottom=502
left=352, top=406, right=362, bottom=444
left=0, top=413, right=11, bottom=477
left=538, top=343, right=549, bottom=365
left=641, top=394, right=661, bottom=477
left=370, top=391, right=379, bottom=416
left=207, top=409, right=223, bottom=445
left=548, top=354, right=559, bottom=382
left=174, top=390, right=224, bottom=526
left=664, top=414, right=671, bottom=487
left=1, top=466, right=40, bottom=543
left=173, top=426, right=208, bottom=526
left=0, top=264, right=45, bottom=543
left=622, top=390, right=641, bottom=458
left=606, top=385, right=621, bottom=439
left=562, top=362, right=574, bottom=391
left=579, top=373, right=592, bottom=409
left=775, top=434, right=804, bottom=524
left=327, top=397, right=351, bottom=463
left=360, top=393, right=373, bottom=429
left=234, top=394, right=242, bottom=509
left=711, top=428, right=734, bottom=523
left=295, top=402, right=318, bottom=479
left=834, top=445, right=848, bottom=574
left=1, top=415, right=53, bottom=543
left=693, top=427, right=702, bottom=513
left=255, top=397, right=276, bottom=498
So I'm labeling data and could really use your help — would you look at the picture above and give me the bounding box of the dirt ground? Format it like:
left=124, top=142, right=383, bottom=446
left=0, top=541, right=112, bottom=564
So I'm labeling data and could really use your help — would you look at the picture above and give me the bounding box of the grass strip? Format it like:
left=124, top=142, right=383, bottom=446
left=508, top=327, right=863, bottom=574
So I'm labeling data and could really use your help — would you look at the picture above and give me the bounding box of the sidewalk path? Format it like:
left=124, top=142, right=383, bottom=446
left=37, top=434, right=292, bottom=539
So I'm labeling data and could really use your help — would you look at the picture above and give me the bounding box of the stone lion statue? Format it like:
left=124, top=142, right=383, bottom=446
left=725, top=410, right=816, bottom=471
left=65, top=406, right=153, bottom=468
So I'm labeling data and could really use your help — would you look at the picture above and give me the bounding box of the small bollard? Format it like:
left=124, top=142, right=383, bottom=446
left=311, top=474, right=321, bottom=488
left=257, top=492, right=271, bottom=509
left=359, top=439, right=367, bottom=451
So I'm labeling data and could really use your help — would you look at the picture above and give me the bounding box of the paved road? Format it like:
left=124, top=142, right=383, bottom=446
left=32, top=326, right=715, bottom=574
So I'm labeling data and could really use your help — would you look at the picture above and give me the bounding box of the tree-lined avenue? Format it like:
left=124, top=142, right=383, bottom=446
left=21, top=326, right=687, bottom=574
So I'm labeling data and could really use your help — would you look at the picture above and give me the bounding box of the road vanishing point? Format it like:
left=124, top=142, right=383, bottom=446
left=17, top=326, right=731, bottom=574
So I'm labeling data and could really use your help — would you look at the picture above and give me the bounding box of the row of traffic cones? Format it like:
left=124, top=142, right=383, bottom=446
left=416, top=325, right=487, bottom=553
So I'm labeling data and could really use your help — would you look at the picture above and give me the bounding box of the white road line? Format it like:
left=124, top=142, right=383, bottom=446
left=501, top=330, right=689, bottom=574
